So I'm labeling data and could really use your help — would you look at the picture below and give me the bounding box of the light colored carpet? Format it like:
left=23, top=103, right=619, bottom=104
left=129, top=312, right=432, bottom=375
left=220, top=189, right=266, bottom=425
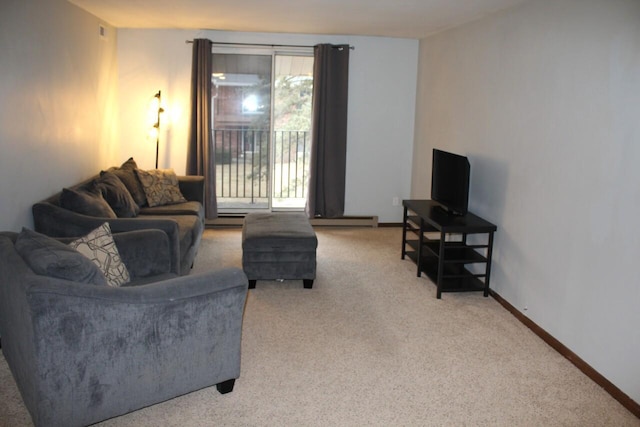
left=0, top=227, right=637, bottom=426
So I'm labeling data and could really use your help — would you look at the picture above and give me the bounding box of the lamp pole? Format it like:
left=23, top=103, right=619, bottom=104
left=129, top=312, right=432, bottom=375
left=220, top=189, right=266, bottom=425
left=154, top=90, right=164, bottom=169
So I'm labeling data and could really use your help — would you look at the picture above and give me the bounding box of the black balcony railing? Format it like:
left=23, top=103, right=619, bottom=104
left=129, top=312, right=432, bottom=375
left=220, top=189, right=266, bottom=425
left=214, top=129, right=311, bottom=208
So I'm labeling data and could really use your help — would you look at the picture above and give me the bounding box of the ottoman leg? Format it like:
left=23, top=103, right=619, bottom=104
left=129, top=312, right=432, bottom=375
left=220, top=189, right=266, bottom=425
left=303, top=279, right=313, bottom=289
left=248, top=280, right=256, bottom=289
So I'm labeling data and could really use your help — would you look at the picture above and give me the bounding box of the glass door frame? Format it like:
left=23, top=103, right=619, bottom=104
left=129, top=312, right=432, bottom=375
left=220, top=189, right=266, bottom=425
left=211, top=45, right=314, bottom=214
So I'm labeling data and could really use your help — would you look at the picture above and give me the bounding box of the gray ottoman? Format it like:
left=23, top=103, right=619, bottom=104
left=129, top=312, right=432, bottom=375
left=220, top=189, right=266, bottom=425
left=242, top=212, right=317, bottom=289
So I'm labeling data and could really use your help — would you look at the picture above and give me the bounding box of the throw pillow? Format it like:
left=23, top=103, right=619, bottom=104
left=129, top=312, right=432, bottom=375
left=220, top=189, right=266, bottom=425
left=59, top=184, right=117, bottom=218
left=109, top=157, right=148, bottom=207
left=135, top=168, right=187, bottom=207
left=15, top=228, right=108, bottom=286
left=97, top=171, right=140, bottom=218
left=69, top=223, right=130, bottom=287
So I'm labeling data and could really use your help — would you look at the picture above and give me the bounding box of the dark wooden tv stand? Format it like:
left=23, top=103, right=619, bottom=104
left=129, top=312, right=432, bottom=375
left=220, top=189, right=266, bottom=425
left=401, top=200, right=497, bottom=299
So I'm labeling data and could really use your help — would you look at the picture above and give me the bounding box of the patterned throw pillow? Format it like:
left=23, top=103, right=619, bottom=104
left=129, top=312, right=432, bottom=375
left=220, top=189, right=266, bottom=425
left=135, top=168, right=187, bottom=207
left=69, top=223, right=130, bottom=287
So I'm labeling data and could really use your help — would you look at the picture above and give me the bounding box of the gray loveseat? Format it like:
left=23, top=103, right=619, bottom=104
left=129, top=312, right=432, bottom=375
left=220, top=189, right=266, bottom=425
left=32, top=158, right=205, bottom=275
left=0, top=229, right=248, bottom=427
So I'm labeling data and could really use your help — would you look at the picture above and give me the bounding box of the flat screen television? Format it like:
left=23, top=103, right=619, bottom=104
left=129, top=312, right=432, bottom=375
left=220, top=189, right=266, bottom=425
left=431, top=149, right=470, bottom=216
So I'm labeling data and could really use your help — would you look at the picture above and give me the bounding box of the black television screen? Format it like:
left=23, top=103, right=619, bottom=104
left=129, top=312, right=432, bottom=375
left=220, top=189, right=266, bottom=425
left=431, top=149, right=470, bottom=215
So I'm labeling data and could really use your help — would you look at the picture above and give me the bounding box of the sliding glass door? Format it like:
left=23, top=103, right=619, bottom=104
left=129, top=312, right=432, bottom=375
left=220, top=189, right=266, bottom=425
left=212, top=52, right=271, bottom=211
left=212, top=49, right=314, bottom=213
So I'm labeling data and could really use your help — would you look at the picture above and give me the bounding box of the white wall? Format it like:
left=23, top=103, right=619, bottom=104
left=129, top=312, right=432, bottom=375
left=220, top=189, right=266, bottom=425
left=413, top=0, right=640, bottom=403
left=117, top=29, right=418, bottom=222
left=0, top=0, right=118, bottom=230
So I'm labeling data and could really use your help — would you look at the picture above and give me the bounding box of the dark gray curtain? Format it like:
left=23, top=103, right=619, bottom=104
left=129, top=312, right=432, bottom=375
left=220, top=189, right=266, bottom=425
left=186, top=38, right=217, bottom=219
left=305, top=44, right=350, bottom=219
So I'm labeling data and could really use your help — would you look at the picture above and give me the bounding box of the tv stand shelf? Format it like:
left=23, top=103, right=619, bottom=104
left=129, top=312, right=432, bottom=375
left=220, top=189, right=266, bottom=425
left=401, top=200, right=497, bottom=299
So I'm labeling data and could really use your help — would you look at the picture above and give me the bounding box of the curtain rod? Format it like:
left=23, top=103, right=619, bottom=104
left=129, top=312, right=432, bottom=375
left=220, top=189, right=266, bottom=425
left=185, top=40, right=354, bottom=50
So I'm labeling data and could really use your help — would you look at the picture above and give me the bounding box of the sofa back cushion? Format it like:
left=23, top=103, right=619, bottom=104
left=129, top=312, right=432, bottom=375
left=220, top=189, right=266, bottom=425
left=97, top=171, right=140, bottom=218
left=15, top=228, right=108, bottom=286
left=109, top=157, right=148, bottom=207
left=59, top=183, right=117, bottom=218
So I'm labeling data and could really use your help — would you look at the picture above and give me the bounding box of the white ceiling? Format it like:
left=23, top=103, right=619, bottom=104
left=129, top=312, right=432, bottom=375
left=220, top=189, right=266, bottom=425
left=68, top=0, right=528, bottom=39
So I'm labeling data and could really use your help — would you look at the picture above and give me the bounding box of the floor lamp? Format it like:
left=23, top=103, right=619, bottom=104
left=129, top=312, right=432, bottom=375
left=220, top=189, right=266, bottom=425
left=152, top=90, right=164, bottom=169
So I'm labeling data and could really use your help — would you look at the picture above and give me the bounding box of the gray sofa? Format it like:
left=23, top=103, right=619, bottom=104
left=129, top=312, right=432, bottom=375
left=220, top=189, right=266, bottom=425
left=32, top=159, right=205, bottom=275
left=0, top=229, right=248, bottom=427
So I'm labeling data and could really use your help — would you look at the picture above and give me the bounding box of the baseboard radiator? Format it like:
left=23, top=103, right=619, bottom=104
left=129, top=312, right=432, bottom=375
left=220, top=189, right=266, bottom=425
left=206, top=215, right=378, bottom=228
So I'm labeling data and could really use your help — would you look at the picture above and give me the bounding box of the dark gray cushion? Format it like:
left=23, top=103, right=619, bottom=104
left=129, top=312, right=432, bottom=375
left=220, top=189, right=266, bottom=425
left=98, top=171, right=140, bottom=218
left=15, top=228, right=108, bottom=286
left=242, top=213, right=317, bottom=251
left=138, top=201, right=204, bottom=219
left=109, top=157, right=147, bottom=207
left=60, top=184, right=117, bottom=218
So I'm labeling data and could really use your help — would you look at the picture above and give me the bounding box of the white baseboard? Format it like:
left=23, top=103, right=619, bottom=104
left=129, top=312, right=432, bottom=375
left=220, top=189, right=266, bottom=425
left=206, top=215, right=378, bottom=228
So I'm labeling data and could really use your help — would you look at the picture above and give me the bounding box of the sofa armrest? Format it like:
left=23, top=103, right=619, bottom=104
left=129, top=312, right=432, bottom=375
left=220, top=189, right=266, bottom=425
left=33, top=202, right=182, bottom=274
left=178, top=175, right=204, bottom=205
left=27, top=267, right=247, bottom=303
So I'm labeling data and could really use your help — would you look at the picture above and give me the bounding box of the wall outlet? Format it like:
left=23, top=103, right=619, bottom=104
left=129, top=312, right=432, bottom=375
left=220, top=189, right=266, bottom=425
left=392, top=197, right=399, bottom=206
